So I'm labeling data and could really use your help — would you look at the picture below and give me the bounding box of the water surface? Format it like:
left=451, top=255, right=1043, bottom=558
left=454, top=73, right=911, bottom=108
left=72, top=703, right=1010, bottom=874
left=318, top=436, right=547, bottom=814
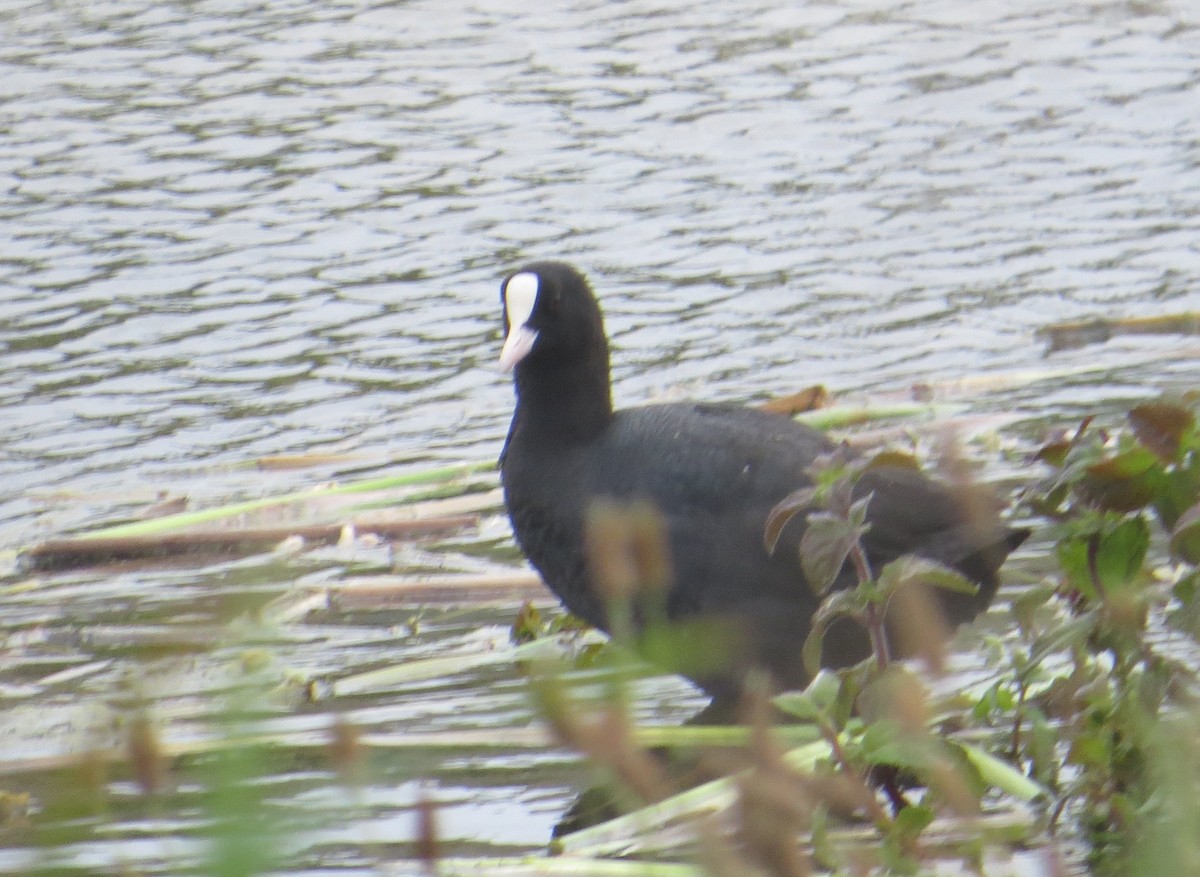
left=1, top=0, right=1199, bottom=872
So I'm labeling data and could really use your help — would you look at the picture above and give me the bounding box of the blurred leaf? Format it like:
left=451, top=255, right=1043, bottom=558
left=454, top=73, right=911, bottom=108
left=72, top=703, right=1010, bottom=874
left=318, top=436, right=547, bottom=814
left=847, top=492, right=873, bottom=529
left=805, top=450, right=854, bottom=487
left=627, top=500, right=673, bottom=593
left=758, top=384, right=828, bottom=415
left=1170, top=501, right=1200, bottom=564
left=809, top=806, right=838, bottom=871
left=1168, top=571, right=1200, bottom=642
left=957, top=742, right=1046, bottom=801
left=971, top=681, right=1016, bottom=716
left=1154, top=456, right=1200, bottom=530
left=1027, top=706, right=1060, bottom=789
left=575, top=640, right=606, bottom=668
left=773, top=691, right=822, bottom=722
left=807, top=669, right=842, bottom=711
left=1078, top=446, right=1161, bottom=512
left=763, top=486, right=817, bottom=555
left=1057, top=537, right=1097, bottom=600
left=799, top=512, right=862, bottom=594
left=1027, top=481, right=1070, bottom=518
left=1069, top=731, right=1111, bottom=770
left=802, top=631, right=824, bottom=682
left=1036, top=439, right=1073, bottom=467
left=1011, top=584, right=1056, bottom=633
left=877, top=556, right=978, bottom=598
left=774, top=671, right=840, bottom=721
left=637, top=617, right=747, bottom=679
left=859, top=719, right=938, bottom=772
left=510, top=600, right=544, bottom=644
left=1096, top=516, right=1150, bottom=594
left=1028, top=611, right=1098, bottom=671
left=827, top=476, right=856, bottom=517
left=1128, top=402, right=1194, bottom=463
left=892, top=803, right=935, bottom=839
left=1174, top=571, right=1199, bottom=605
left=865, top=450, right=922, bottom=471
left=549, top=611, right=593, bottom=635
left=803, top=590, right=862, bottom=677
left=1058, top=517, right=1149, bottom=599
left=835, top=664, right=872, bottom=728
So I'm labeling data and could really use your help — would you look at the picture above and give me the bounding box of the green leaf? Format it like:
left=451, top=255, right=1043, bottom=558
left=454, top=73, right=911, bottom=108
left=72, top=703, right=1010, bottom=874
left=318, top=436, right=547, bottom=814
left=1027, top=612, right=1097, bottom=673
left=809, top=805, right=838, bottom=870
left=1170, top=501, right=1200, bottom=564
left=876, top=555, right=979, bottom=599
left=1068, top=731, right=1111, bottom=770
left=1026, top=706, right=1059, bottom=788
left=772, top=692, right=821, bottom=722
left=636, top=617, right=748, bottom=679
left=799, top=511, right=861, bottom=593
left=1036, top=438, right=1073, bottom=468
left=892, top=803, right=935, bottom=840
left=1167, top=570, right=1200, bottom=641
left=774, top=670, right=841, bottom=720
left=763, top=486, right=817, bottom=555
left=859, top=719, right=917, bottom=767
left=957, top=742, right=1047, bottom=801
left=1058, top=517, right=1150, bottom=599
left=1095, top=516, right=1150, bottom=594
left=802, top=590, right=863, bottom=677
left=1154, top=455, right=1200, bottom=530
left=1057, top=536, right=1097, bottom=600
left=847, top=492, right=873, bottom=529
left=1174, top=570, right=1199, bottom=604
left=509, top=600, right=543, bottom=643
left=801, top=630, right=825, bottom=685
left=1011, top=584, right=1056, bottom=633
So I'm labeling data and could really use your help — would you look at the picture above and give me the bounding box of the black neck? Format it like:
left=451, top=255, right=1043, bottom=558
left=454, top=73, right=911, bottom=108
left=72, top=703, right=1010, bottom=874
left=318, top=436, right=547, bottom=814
left=512, top=345, right=613, bottom=447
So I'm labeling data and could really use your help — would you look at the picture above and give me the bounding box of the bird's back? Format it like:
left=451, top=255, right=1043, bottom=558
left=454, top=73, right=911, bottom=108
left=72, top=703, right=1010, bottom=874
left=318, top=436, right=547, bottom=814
left=503, top=401, right=1024, bottom=698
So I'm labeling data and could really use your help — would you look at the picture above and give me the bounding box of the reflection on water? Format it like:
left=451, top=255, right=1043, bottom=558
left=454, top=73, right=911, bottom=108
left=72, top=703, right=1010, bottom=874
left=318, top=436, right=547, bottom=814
left=1, top=0, right=1199, bottom=871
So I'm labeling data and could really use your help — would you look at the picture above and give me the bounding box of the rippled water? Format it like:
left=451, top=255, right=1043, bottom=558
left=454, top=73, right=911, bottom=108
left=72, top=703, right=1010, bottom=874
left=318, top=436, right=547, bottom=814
left=2, top=0, right=1199, bottom=872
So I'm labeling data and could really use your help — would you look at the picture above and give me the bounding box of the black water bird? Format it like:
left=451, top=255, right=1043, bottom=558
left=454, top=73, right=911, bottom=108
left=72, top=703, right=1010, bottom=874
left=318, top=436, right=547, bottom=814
left=498, top=261, right=1027, bottom=709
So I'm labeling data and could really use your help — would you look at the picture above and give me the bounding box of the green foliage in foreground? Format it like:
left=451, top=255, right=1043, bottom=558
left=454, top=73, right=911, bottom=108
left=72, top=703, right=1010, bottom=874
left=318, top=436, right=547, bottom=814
left=992, top=398, right=1200, bottom=875
left=790, top=397, right=1200, bottom=874
left=537, top=396, right=1200, bottom=875
left=10, top=399, right=1200, bottom=875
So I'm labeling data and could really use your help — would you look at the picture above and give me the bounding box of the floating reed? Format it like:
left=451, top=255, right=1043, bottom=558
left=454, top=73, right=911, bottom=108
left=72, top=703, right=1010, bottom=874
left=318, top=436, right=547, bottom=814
left=22, top=515, right=480, bottom=572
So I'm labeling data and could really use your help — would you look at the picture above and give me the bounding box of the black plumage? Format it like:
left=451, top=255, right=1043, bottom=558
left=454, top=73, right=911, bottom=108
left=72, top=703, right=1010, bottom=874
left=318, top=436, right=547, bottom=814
left=498, top=261, right=1027, bottom=706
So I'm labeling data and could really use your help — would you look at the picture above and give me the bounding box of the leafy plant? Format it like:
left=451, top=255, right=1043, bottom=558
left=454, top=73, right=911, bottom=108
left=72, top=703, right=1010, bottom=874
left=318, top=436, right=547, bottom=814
left=995, top=398, right=1200, bottom=874
left=763, top=449, right=1039, bottom=872
left=532, top=398, right=1200, bottom=875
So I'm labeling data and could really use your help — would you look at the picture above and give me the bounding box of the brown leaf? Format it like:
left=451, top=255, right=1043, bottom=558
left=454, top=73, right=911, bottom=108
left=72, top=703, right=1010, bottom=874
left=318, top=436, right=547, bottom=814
left=1129, top=402, right=1194, bottom=463
left=758, top=385, right=829, bottom=416
left=764, top=487, right=818, bottom=555
left=1035, top=439, right=1072, bottom=467
left=864, top=450, right=922, bottom=471
left=1079, top=447, right=1160, bottom=512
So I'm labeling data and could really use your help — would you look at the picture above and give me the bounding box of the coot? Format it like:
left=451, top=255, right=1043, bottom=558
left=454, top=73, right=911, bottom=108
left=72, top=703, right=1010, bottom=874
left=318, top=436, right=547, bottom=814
left=499, top=261, right=1026, bottom=707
